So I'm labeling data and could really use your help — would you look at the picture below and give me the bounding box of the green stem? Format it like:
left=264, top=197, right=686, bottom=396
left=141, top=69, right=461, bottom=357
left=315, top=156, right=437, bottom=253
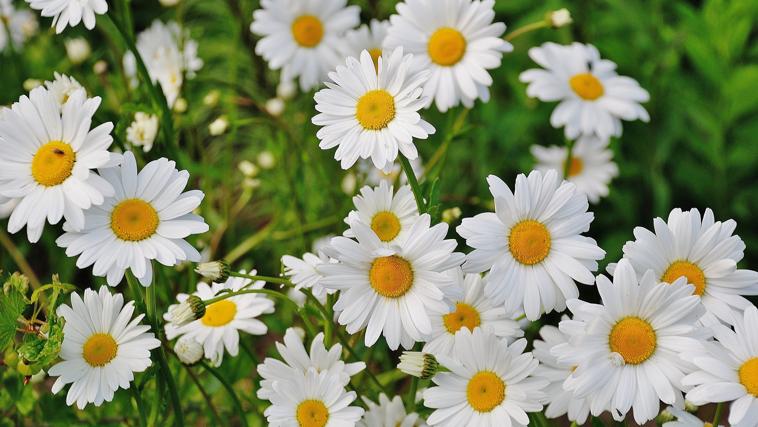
left=183, top=364, right=222, bottom=426
left=203, top=288, right=295, bottom=306
left=199, top=361, right=249, bottom=427
left=563, top=138, right=576, bottom=179
left=227, top=271, right=292, bottom=287
left=0, top=229, right=41, bottom=289
left=129, top=386, right=148, bottom=427
left=399, top=154, right=425, bottom=212
left=504, top=21, right=550, bottom=42
left=405, top=376, right=419, bottom=412
left=712, top=402, right=724, bottom=426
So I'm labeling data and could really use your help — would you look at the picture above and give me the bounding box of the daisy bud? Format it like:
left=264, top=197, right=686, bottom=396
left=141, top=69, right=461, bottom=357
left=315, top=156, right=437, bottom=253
left=167, top=295, right=206, bottom=327
left=203, top=90, right=220, bottom=107
left=398, top=352, right=439, bottom=380
left=22, top=79, right=41, bottom=91
left=160, top=0, right=181, bottom=7
left=93, top=60, right=108, bottom=75
left=257, top=151, right=276, bottom=169
left=174, top=98, right=188, bottom=113
left=655, top=407, right=675, bottom=424
left=238, top=160, right=258, bottom=177
left=276, top=79, right=297, bottom=100
left=174, top=336, right=203, bottom=365
left=195, top=260, right=230, bottom=282
left=264, top=98, right=285, bottom=117
left=209, top=116, right=229, bottom=136
left=341, top=173, right=357, bottom=195
left=64, top=38, right=91, bottom=64
left=442, top=207, right=462, bottom=223
left=547, top=8, right=572, bottom=28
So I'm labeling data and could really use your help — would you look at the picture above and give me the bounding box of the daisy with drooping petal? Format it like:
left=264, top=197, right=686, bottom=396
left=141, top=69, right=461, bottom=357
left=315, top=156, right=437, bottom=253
left=344, top=181, right=419, bottom=245
left=457, top=169, right=605, bottom=320
left=554, top=259, right=707, bottom=424
left=56, top=151, right=209, bottom=286
left=532, top=321, right=590, bottom=424
left=662, top=407, right=719, bottom=427
left=27, top=0, right=106, bottom=33
left=520, top=42, right=650, bottom=139
left=313, top=47, right=435, bottom=170
left=611, top=208, right=758, bottom=322
left=683, top=306, right=758, bottom=427
left=423, top=328, right=547, bottom=426
left=48, top=287, right=160, bottom=409
left=320, top=214, right=464, bottom=350
left=343, top=19, right=389, bottom=69
left=264, top=368, right=364, bottom=427
left=165, top=270, right=274, bottom=366
left=257, top=327, right=365, bottom=400
left=423, top=269, right=523, bottom=357
left=531, top=135, right=619, bottom=204
left=0, top=87, right=118, bottom=243
left=384, top=0, right=511, bottom=112
left=359, top=393, right=427, bottom=427
left=44, top=72, right=84, bottom=105
left=250, top=0, right=360, bottom=92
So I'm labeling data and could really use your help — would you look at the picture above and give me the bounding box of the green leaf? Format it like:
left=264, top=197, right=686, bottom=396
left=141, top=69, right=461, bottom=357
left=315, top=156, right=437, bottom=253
left=0, top=284, right=27, bottom=351
left=16, top=316, right=64, bottom=375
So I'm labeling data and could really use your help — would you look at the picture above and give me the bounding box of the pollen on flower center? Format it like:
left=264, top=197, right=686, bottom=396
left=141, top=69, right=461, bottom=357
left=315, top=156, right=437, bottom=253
left=296, top=399, right=329, bottom=427
left=569, top=73, right=604, bottom=100
left=291, top=15, right=324, bottom=48
left=428, top=27, right=466, bottom=66
left=568, top=157, right=583, bottom=177
left=83, top=333, right=118, bottom=367
left=369, top=48, right=383, bottom=70
left=31, top=141, right=76, bottom=187
left=739, top=358, right=758, bottom=397
left=443, top=302, right=481, bottom=334
left=369, top=255, right=414, bottom=298
left=356, top=90, right=396, bottom=130
left=111, top=199, right=160, bottom=242
left=201, top=300, right=237, bottom=327
left=466, top=371, right=505, bottom=413
left=370, top=211, right=401, bottom=242
left=661, top=260, right=706, bottom=296
left=609, top=317, right=657, bottom=365
left=508, top=220, right=551, bottom=265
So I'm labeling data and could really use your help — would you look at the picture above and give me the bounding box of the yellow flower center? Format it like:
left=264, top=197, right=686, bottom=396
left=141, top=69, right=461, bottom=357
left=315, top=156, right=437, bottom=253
left=201, top=300, right=237, bottom=327
left=369, top=255, right=414, bottom=298
left=569, top=73, right=604, bottom=100
left=111, top=199, right=160, bottom=242
left=82, top=333, right=118, bottom=367
left=443, top=302, right=481, bottom=334
left=428, top=27, right=466, bottom=66
left=296, top=399, right=329, bottom=427
left=370, top=211, right=401, bottom=242
left=609, top=317, right=657, bottom=365
left=356, top=90, right=396, bottom=130
left=567, top=157, right=583, bottom=177
left=31, top=141, right=76, bottom=187
left=291, top=15, right=324, bottom=48
left=739, top=358, right=758, bottom=397
left=508, top=220, right=551, bottom=265
left=369, top=48, right=383, bottom=70
left=661, top=260, right=706, bottom=296
left=466, top=371, right=505, bottom=413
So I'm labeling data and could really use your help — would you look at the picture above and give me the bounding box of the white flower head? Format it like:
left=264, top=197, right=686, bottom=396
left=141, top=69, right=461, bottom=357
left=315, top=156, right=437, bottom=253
left=174, top=335, right=204, bottom=365
left=0, top=1, right=37, bottom=51
left=27, top=0, right=107, bottom=33
left=281, top=251, right=335, bottom=301
left=344, top=181, right=419, bottom=245
left=343, top=19, right=390, bottom=67
left=126, top=112, right=159, bottom=152
left=359, top=394, right=428, bottom=427
left=44, top=72, right=85, bottom=105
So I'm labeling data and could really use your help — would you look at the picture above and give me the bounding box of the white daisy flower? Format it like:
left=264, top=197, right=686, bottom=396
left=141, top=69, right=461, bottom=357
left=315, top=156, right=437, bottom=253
left=359, top=393, right=427, bottom=427
left=554, top=259, right=707, bottom=424
left=610, top=208, right=758, bottom=322
left=56, top=151, right=209, bottom=286
left=457, top=169, right=605, bottom=320
left=264, top=368, right=364, bottom=427
left=126, top=112, right=159, bottom=153
left=0, top=198, right=17, bottom=219
left=48, top=286, right=160, bottom=409
left=43, top=72, right=84, bottom=105
left=257, top=327, right=365, bottom=400
left=423, top=328, right=547, bottom=426
left=683, top=305, right=758, bottom=427
left=0, top=0, right=37, bottom=51
left=384, top=0, right=511, bottom=112
left=250, top=0, right=360, bottom=92
left=26, top=0, right=106, bottom=33
left=520, top=42, right=650, bottom=139
left=320, top=214, right=464, bottom=350
left=343, top=19, right=390, bottom=69
left=423, top=269, right=523, bottom=357
left=0, top=87, right=118, bottom=243
left=344, top=181, right=419, bottom=245
left=282, top=251, right=335, bottom=301
left=663, top=406, right=719, bottom=427
left=313, top=47, right=435, bottom=170
left=531, top=135, right=619, bottom=204
left=164, top=270, right=274, bottom=366
left=532, top=321, right=590, bottom=424
left=123, top=20, right=203, bottom=107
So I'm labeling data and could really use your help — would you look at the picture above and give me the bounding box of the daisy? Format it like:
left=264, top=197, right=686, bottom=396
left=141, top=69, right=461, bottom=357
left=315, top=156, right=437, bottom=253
left=282, top=251, right=335, bottom=301
left=164, top=270, right=274, bottom=366
left=663, top=407, right=719, bottom=427
left=520, top=42, right=650, bottom=139
left=26, top=0, right=107, bottom=33
left=384, top=0, right=511, bottom=112
left=359, top=394, right=427, bottom=427
left=532, top=321, right=590, bottom=424
left=44, top=72, right=84, bottom=105
left=554, top=259, right=707, bottom=424
left=344, top=181, right=419, bottom=245
left=320, top=214, right=464, bottom=350
left=358, top=156, right=424, bottom=187
left=0, top=87, right=118, bottom=243
left=611, top=208, right=758, bottom=321
left=531, top=135, right=619, bottom=204
left=257, top=327, right=365, bottom=400
left=264, top=368, right=364, bottom=426
left=48, top=286, right=160, bottom=409
left=343, top=19, right=389, bottom=69
left=423, top=328, right=547, bottom=426
left=457, top=169, right=605, bottom=320
left=126, top=112, right=159, bottom=152
left=56, top=151, right=209, bottom=286
left=423, top=269, right=523, bottom=357
left=0, top=0, right=37, bottom=51
left=250, top=0, right=360, bottom=92
left=313, top=47, right=435, bottom=170
left=683, top=305, right=758, bottom=427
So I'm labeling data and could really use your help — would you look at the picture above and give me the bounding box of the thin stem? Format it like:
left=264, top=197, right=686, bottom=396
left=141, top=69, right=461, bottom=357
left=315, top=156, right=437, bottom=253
left=712, top=402, right=724, bottom=426
left=199, top=361, right=249, bottom=427
left=563, top=138, right=576, bottom=179
left=183, top=364, right=222, bottom=426
left=504, top=21, right=550, bottom=42
left=203, top=288, right=295, bottom=306
left=227, top=271, right=292, bottom=287
left=399, top=154, right=425, bottom=212
left=129, top=386, right=148, bottom=427
left=0, top=229, right=41, bottom=289
left=405, top=376, right=419, bottom=412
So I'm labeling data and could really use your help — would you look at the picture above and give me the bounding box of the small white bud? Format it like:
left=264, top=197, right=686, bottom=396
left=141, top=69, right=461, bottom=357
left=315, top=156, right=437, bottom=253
left=238, top=160, right=258, bottom=177
left=276, top=79, right=297, bottom=100
left=548, top=8, right=573, bottom=28
left=22, top=79, right=41, bottom=91
left=167, top=295, right=206, bottom=327
left=398, top=352, right=439, bottom=379
left=442, top=207, right=462, bottom=223
left=341, top=173, right=357, bottom=195
left=257, top=151, right=275, bottom=169
left=64, top=38, right=91, bottom=64
left=173, top=98, right=188, bottom=113
left=209, top=116, right=229, bottom=136
left=203, top=90, right=220, bottom=107
left=93, top=60, right=108, bottom=75
left=174, top=336, right=203, bottom=365
left=265, top=98, right=285, bottom=117
left=195, top=261, right=230, bottom=282
left=159, top=0, right=181, bottom=6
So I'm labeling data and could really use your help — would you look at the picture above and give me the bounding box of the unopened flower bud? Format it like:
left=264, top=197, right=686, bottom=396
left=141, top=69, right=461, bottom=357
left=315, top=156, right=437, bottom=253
left=238, top=160, right=258, bottom=177
left=547, top=8, right=572, bottom=28
left=64, top=38, right=91, bottom=64
left=174, top=336, right=203, bottom=365
left=257, top=151, right=275, bottom=169
left=442, top=207, right=462, bottom=223
left=195, top=260, right=230, bottom=282
left=174, top=98, right=188, bottom=113
left=265, top=98, right=285, bottom=117
left=276, top=80, right=297, bottom=100
left=209, top=116, right=229, bottom=136
left=398, top=352, right=439, bottom=380
left=167, top=295, right=206, bottom=326
left=203, top=90, right=220, bottom=107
